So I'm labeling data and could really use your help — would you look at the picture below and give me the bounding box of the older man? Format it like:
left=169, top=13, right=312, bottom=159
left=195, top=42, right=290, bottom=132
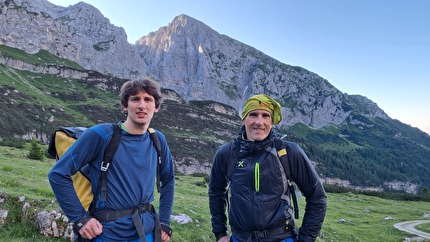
left=209, top=94, right=327, bottom=242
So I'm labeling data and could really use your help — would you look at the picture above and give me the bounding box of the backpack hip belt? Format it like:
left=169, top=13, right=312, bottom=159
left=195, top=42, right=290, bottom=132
left=95, top=203, right=161, bottom=242
left=94, top=203, right=155, bottom=222
left=232, top=225, right=294, bottom=240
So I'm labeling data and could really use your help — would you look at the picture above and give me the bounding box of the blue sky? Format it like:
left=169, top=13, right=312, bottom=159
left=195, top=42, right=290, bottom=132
left=48, top=0, right=430, bottom=135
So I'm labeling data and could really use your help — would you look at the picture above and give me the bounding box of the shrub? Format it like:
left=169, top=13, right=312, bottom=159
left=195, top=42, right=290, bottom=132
left=27, top=140, right=44, bottom=160
left=0, top=137, right=26, bottom=148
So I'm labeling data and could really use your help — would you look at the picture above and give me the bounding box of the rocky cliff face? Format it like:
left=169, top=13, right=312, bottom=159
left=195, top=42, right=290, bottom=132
left=137, top=14, right=389, bottom=128
left=0, top=0, right=389, bottom=131
left=0, top=0, right=146, bottom=78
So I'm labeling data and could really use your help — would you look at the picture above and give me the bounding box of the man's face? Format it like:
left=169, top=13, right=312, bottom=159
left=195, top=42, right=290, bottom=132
left=125, top=91, right=158, bottom=127
left=242, top=110, right=272, bottom=141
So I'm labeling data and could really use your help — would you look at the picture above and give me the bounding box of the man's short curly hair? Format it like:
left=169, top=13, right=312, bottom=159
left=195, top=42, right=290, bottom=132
left=119, top=78, right=162, bottom=111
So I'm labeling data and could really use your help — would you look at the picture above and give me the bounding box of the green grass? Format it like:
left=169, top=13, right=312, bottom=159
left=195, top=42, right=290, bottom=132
left=0, top=145, right=54, bottom=200
left=0, top=145, right=429, bottom=241
left=322, top=193, right=430, bottom=241
left=418, top=222, right=430, bottom=234
left=159, top=176, right=215, bottom=241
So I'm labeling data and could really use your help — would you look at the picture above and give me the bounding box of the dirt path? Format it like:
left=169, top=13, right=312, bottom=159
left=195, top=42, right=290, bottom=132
left=393, top=220, right=430, bottom=240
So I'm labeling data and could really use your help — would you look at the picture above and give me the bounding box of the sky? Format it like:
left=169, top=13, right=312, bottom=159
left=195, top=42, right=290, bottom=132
left=47, top=0, right=430, bottom=135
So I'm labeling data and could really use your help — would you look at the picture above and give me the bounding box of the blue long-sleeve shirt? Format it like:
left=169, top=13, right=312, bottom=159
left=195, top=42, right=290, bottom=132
left=48, top=122, right=175, bottom=241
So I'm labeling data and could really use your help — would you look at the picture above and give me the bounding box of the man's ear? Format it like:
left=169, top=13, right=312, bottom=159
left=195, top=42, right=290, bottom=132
left=121, top=104, right=127, bottom=114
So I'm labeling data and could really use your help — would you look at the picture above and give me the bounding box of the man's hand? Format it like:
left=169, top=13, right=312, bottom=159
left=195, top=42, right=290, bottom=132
left=161, top=229, right=171, bottom=242
left=79, top=218, right=103, bottom=240
left=217, top=235, right=230, bottom=242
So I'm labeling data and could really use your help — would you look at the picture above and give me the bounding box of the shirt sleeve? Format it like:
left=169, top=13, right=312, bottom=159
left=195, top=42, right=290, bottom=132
left=156, top=130, right=175, bottom=226
left=208, top=142, right=231, bottom=237
left=287, top=142, right=327, bottom=242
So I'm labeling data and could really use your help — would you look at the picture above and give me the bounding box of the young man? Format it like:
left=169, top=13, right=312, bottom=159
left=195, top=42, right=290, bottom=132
left=209, top=94, right=327, bottom=242
left=48, top=78, right=175, bottom=242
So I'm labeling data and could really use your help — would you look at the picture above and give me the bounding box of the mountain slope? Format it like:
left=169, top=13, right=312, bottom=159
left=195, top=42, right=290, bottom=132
left=136, top=14, right=389, bottom=130
left=1, top=0, right=387, bottom=130
left=1, top=0, right=430, bottom=193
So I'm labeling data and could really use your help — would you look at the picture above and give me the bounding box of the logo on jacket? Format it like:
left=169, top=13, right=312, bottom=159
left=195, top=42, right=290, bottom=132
left=237, top=161, right=245, bottom=168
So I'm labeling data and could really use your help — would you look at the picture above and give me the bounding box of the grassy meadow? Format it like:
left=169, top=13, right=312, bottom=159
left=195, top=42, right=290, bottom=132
left=0, top=145, right=429, bottom=241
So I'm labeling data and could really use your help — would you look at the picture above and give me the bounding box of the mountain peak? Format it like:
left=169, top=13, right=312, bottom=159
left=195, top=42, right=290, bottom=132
left=170, top=14, right=214, bottom=31
left=136, top=13, right=218, bottom=45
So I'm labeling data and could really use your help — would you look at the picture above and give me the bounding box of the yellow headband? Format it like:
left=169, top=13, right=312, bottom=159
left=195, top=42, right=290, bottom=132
left=241, top=94, right=282, bottom=124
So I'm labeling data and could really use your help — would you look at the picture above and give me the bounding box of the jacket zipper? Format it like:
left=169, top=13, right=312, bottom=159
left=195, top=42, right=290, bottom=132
left=254, top=162, right=260, bottom=192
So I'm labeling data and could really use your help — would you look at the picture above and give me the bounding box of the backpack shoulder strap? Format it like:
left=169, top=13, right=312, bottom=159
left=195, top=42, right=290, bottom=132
left=148, top=128, right=161, bottom=155
left=148, top=127, right=162, bottom=193
left=274, top=138, right=291, bottom=179
left=147, top=128, right=164, bottom=241
left=91, top=123, right=122, bottom=215
left=274, top=138, right=299, bottom=219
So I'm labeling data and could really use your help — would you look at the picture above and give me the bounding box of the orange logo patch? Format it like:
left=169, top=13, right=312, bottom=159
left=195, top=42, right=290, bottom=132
left=258, top=102, right=269, bottom=109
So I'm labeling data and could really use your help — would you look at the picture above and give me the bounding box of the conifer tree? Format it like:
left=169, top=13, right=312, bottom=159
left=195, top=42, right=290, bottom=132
left=28, top=140, right=44, bottom=160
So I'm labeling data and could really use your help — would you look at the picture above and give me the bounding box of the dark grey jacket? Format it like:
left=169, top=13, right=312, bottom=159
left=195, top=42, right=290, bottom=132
left=209, top=129, right=327, bottom=242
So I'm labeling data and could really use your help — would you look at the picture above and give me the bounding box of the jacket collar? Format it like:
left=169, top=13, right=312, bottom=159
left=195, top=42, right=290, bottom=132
left=238, top=126, right=275, bottom=156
